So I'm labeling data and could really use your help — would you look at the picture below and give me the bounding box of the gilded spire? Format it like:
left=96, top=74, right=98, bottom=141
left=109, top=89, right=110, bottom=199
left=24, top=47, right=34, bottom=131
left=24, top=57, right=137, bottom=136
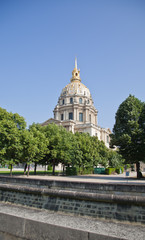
left=71, top=57, right=81, bottom=82
left=75, top=57, right=77, bottom=69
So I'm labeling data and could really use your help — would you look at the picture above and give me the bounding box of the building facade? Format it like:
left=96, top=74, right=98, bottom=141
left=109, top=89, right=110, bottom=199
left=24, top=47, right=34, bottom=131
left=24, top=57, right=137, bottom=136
left=42, top=59, right=111, bottom=148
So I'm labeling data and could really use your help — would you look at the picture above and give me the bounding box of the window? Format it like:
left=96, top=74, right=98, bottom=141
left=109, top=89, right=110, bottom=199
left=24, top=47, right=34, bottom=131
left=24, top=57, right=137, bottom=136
left=70, top=98, right=73, bottom=104
left=107, top=135, right=109, bottom=143
left=69, top=112, right=73, bottom=120
left=62, top=99, right=65, bottom=105
left=61, top=114, right=64, bottom=121
left=79, top=98, right=82, bottom=104
left=79, top=113, right=83, bottom=122
left=89, top=114, right=91, bottom=122
left=87, top=100, right=90, bottom=104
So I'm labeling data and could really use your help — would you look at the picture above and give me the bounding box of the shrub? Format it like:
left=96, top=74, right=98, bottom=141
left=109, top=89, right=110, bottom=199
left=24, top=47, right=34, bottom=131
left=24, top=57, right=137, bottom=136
left=47, top=165, right=53, bottom=171
left=105, top=167, right=115, bottom=175
left=81, top=167, right=94, bottom=175
left=106, top=167, right=124, bottom=175
left=115, top=167, right=124, bottom=174
left=66, top=166, right=94, bottom=176
left=66, top=167, right=79, bottom=176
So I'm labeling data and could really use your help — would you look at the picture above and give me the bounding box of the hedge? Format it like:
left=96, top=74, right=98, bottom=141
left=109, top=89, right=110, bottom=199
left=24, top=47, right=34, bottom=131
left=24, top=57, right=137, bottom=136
left=66, top=166, right=93, bottom=176
left=106, top=167, right=124, bottom=175
left=105, top=168, right=116, bottom=175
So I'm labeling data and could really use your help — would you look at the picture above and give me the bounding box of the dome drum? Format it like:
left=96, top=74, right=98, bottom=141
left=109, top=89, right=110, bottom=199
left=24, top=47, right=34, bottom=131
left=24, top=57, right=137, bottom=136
left=42, top=58, right=111, bottom=148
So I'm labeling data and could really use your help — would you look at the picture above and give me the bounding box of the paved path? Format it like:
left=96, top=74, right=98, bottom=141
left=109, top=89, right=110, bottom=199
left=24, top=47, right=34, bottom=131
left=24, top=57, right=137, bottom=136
left=0, top=171, right=145, bottom=239
left=1, top=168, right=145, bottom=184
left=13, top=171, right=145, bottom=184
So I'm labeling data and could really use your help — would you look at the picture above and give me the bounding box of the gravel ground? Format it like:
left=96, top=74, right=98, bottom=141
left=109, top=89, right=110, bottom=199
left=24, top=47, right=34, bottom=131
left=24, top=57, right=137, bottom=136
left=0, top=202, right=145, bottom=240
left=13, top=171, right=145, bottom=185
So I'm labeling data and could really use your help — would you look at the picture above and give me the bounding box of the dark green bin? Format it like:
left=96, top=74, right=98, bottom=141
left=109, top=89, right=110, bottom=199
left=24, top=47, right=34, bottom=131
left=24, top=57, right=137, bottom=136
left=94, top=168, right=105, bottom=174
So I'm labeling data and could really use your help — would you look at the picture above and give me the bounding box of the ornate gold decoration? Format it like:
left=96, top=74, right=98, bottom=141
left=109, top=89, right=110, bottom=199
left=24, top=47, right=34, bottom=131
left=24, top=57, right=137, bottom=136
left=71, top=57, right=81, bottom=82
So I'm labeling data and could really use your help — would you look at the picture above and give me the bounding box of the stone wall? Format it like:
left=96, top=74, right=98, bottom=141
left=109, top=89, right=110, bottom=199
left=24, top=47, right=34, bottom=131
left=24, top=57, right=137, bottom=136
left=0, top=211, right=125, bottom=240
left=0, top=176, right=145, bottom=196
left=0, top=180, right=145, bottom=224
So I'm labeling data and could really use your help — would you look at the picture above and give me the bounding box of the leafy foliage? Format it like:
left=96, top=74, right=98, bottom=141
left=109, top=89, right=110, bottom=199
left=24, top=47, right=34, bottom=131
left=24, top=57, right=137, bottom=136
left=0, top=106, right=127, bottom=176
left=0, top=108, right=26, bottom=175
left=110, top=95, right=145, bottom=178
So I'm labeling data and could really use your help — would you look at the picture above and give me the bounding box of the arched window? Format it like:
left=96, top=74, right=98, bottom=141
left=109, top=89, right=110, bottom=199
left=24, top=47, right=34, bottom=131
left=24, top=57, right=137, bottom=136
left=69, top=112, right=73, bottom=120
left=70, top=98, right=73, bottom=104
left=61, top=114, right=64, bottom=121
left=62, top=99, right=65, bottom=105
left=79, top=98, right=82, bottom=104
left=79, top=113, right=83, bottom=122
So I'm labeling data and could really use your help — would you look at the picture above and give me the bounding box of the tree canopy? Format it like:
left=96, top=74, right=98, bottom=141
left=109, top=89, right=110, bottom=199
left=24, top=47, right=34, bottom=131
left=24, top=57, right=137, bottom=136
left=110, top=95, right=145, bottom=178
left=0, top=107, right=26, bottom=175
left=0, top=107, right=125, bottom=176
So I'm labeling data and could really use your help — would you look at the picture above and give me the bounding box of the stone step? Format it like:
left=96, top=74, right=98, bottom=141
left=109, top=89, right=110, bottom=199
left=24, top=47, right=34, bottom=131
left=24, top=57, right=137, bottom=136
left=0, top=202, right=145, bottom=240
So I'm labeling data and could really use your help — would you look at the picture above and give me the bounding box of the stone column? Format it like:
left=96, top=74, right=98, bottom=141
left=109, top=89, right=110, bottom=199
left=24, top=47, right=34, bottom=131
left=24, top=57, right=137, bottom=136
left=74, top=107, right=78, bottom=121
left=85, top=108, right=88, bottom=123
left=64, top=110, right=66, bottom=120
left=95, top=114, right=97, bottom=125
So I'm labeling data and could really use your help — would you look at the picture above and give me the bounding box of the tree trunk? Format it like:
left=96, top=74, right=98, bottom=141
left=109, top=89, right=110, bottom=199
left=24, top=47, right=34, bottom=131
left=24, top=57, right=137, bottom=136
left=27, top=164, right=30, bottom=177
left=10, top=164, right=12, bottom=177
left=24, top=163, right=27, bottom=175
left=52, top=162, right=55, bottom=176
left=63, top=165, right=65, bottom=175
left=136, top=162, right=142, bottom=179
left=34, top=163, right=37, bottom=175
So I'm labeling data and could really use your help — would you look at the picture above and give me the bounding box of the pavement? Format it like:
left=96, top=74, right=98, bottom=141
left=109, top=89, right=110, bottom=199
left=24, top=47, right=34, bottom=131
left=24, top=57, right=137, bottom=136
left=1, top=169, right=144, bottom=184
left=0, top=170, right=145, bottom=239
left=0, top=168, right=145, bottom=184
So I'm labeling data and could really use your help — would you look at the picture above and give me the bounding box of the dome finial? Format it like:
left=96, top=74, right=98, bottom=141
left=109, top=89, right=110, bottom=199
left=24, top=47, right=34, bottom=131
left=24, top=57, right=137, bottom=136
left=71, top=57, right=81, bottom=82
left=75, top=57, right=77, bottom=69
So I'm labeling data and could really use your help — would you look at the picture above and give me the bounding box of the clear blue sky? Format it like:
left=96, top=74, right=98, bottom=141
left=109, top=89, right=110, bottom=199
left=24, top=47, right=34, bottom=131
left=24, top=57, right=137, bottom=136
left=0, top=0, right=145, bottom=130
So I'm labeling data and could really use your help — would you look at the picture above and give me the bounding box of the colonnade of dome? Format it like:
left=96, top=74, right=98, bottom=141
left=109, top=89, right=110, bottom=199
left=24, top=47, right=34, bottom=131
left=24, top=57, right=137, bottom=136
left=42, top=59, right=111, bottom=148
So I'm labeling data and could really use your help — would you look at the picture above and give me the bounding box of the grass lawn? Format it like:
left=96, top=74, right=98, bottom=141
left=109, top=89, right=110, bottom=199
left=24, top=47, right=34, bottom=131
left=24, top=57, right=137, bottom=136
left=0, top=170, right=62, bottom=176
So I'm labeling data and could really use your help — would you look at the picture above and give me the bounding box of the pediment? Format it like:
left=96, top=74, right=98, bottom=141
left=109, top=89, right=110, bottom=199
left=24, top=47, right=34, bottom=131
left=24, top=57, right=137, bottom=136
left=41, top=118, right=61, bottom=126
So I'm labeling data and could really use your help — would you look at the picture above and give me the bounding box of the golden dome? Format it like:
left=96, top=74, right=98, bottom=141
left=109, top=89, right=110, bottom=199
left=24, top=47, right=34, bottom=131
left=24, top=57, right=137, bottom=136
left=61, top=81, right=91, bottom=97
left=61, top=58, right=91, bottom=97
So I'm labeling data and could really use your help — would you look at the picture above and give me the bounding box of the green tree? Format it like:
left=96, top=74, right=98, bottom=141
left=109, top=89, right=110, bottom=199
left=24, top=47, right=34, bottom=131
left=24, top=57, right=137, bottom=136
left=73, top=133, right=101, bottom=173
left=108, top=150, right=124, bottom=168
left=41, top=124, right=73, bottom=175
left=0, top=107, right=26, bottom=130
left=0, top=108, right=26, bottom=176
left=88, top=136, right=102, bottom=168
left=57, top=129, right=74, bottom=172
left=139, top=103, right=145, bottom=162
left=110, top=95, right=144, bottom=178
left=29, top=123, right=49, bottom=174
left=97, top=140, right=109, bottom=167
left=20, top=129, right=39, bottom=176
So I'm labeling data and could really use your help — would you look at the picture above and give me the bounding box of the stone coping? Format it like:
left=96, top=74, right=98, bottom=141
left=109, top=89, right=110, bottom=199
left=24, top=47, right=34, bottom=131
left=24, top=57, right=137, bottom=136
left=0, top=175, right=145, bottom=195
left=0, top=202, right=145, bottom=240
left=0, top=183, right=145, bottom=206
